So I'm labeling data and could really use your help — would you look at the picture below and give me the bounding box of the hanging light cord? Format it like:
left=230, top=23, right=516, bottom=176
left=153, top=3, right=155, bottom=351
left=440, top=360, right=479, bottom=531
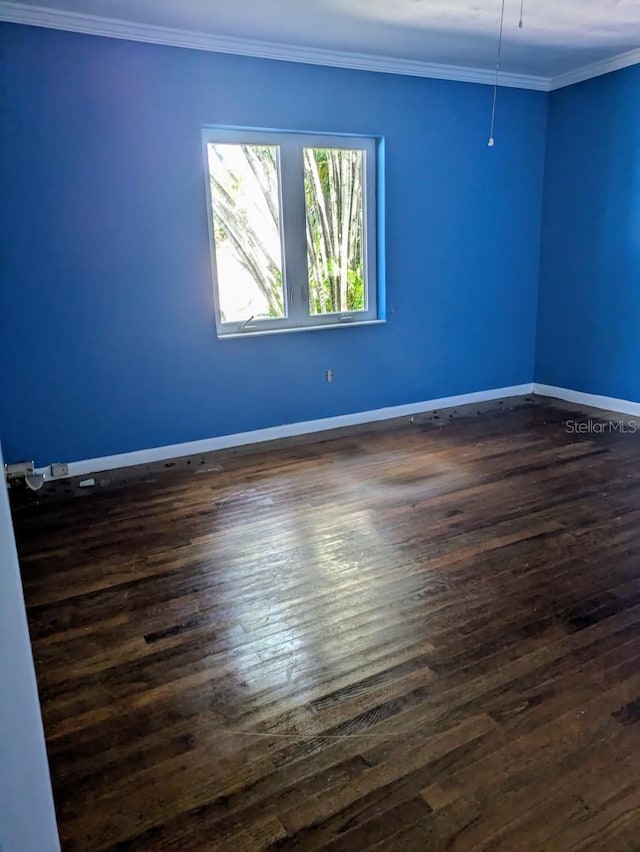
left=519, top=0, right=525, bottom=28
left=488, top=0, right=507, bottom=147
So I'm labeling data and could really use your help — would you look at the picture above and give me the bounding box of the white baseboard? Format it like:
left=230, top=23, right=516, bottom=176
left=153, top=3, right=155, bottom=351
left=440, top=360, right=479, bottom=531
left=35, top=383, right=533, bottom=480
left=534, top=383, right=640, bottom=417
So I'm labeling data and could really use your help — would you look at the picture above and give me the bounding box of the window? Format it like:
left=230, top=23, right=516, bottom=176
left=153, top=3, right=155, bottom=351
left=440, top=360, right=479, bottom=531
left=203, top=129, right=379, bottom=337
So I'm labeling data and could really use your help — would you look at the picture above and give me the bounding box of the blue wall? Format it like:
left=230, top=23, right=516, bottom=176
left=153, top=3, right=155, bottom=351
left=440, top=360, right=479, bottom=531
left=536, top=65, right=640, bottom=399
left=0, top=23, right=547, bottom=466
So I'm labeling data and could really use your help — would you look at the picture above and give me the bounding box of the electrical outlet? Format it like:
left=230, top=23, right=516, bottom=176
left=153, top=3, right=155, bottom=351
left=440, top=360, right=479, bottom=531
left=326, top=369, right=333, bottom=382
left=50, top=462, right=69, bottom=479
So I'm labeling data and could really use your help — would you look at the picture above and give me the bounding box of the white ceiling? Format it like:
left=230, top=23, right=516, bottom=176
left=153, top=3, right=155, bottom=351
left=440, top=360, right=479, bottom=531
left=2, top=0, right=640, bottom=83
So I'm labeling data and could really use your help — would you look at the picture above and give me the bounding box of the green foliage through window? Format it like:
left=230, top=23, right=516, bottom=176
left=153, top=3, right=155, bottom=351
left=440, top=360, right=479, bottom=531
left=205, top=132, right=376, bottom=333
left=304, top=148, right=365, bottom=315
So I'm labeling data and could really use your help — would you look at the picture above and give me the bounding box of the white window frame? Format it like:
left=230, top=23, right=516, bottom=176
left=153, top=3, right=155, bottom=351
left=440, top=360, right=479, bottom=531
left=202, top=128, right=378, bottom=337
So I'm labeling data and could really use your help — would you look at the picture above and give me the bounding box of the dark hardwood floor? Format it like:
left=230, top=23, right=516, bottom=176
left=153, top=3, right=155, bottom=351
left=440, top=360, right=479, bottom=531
left=12, top=401, right=640, bottom=850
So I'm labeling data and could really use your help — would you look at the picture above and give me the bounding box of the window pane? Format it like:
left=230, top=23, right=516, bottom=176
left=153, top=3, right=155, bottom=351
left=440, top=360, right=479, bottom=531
left=304, top=147, right=366, bottom=315
left=207, top=144, right=285, bottom=323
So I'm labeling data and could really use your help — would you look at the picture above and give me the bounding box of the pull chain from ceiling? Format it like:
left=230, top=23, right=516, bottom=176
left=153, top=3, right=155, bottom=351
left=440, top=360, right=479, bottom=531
left=488, top=0, right=506, bottom=147
left=488, top=0, right=525, bottom=147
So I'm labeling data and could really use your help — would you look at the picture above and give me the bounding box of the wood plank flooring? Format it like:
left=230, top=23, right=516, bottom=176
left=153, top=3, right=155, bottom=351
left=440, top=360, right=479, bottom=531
left=11, top=401, right=640, bottom=850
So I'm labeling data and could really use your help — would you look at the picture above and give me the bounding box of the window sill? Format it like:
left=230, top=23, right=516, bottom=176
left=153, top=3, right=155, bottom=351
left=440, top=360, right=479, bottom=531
left=218, top=319, right=386, bottom=340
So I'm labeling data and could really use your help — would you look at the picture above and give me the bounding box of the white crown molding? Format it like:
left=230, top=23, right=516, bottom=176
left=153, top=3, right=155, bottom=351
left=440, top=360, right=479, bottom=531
left=548, top=46, right=640, bottom=91
left=33, top=383, right=533, bottom=479
left=0, top=1, right=549, bottom=90
left=534, top=383, right=640, bottom=416
left=1, top=4, right=638, bottom=95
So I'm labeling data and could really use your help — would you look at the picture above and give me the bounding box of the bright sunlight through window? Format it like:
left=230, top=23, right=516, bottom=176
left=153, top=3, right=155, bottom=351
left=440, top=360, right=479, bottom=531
left=203, top=129, right=378, bottom=337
